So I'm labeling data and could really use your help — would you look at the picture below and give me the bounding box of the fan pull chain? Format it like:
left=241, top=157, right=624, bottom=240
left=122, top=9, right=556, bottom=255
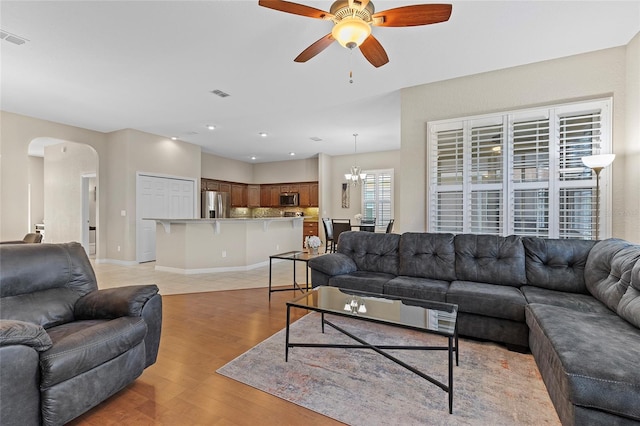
left=349, top=49, right=354, bottom=84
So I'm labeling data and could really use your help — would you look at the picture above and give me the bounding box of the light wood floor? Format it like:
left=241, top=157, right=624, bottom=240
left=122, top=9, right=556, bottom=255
left=69, top=287, right=344, bottom=425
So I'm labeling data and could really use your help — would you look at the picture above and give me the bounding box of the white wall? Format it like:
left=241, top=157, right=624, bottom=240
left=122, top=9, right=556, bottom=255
left=27, top=155, right=44, bottom=230
left=201, top=152, right=253, bottom=184
left=401, top=42, right=640, bottom=242
left=253, top=158, right=319, bottom=184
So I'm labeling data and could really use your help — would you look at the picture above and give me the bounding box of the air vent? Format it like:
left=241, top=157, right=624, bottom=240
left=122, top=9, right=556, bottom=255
left=0, top=29, right=28, bottom=46
left=310, top=137, right=323, bottom=142
left=210, top=89, right=230, bottom=98
left=185, top=131, right=198, bottom=136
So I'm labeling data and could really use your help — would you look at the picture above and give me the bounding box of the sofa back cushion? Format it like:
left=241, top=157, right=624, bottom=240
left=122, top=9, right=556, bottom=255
left=337, top=231, right=400, bottom=275
left=523, top=237, right=596, bottom=293
left=617, top=260, right=640, bottom=328
left=454, top=234, right=526, bottom=287
left=398, top=233, right=456, bottom=281
left=0, top=242, right=98, bottom=328
left=585, top=238, right=640, bottom=312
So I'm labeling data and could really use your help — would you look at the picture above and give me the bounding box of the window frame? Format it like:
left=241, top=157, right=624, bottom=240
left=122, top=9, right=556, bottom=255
left=427, top=98, right=613, bottom=239
left=360, top=168, right=394, bottom=232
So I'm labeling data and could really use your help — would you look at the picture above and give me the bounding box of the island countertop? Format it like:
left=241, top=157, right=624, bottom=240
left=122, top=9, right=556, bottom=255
left=144, top=217, right=303, bottom=234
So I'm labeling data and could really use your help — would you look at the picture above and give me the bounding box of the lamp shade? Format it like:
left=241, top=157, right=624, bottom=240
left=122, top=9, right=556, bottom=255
left=331, top=17, right=371, bottom=49
left=581, top=154, right=615, bottom=169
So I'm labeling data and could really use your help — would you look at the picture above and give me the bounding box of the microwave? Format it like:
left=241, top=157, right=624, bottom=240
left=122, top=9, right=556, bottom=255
left=280, top=193, right=299, bottom=206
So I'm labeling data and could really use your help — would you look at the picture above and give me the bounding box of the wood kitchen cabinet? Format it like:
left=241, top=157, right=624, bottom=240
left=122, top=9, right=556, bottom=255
left=297, top=183, right=319, bottom=207
left=219, top=182, right=231, bottom=193
left=201, top=178, right=219, bottom=192
left=247, top=185, right=260, bottom=207
left=303, top=221, right=319, bottom=244
left=260, top=185, right=271, bottom=207
left=231, top=184, right=247, bottom=207
left=270, top=186, right=281, bottom=206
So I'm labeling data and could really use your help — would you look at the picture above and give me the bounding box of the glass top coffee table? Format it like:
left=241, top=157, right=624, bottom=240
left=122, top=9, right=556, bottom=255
left=285, top=286, right=459, bottom=414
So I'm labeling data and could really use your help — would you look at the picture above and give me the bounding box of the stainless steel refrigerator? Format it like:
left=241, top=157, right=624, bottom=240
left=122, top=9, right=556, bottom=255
left=201, top=191, right=230, bottom=218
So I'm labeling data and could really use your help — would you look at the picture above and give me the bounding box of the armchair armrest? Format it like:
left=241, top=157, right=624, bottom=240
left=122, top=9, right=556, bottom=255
left=308, top=253, right=357, bottom=277
left=0, top=319, right=52, bottom=351
left=74, top=285, right=159, bottom=319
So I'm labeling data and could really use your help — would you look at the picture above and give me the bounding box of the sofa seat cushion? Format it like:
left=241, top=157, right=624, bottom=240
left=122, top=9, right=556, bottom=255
left=447, top=281, right=527, bottom=322
left=526, top=303, right=640, bottom=421
left=40, top=317, right=147, bottom=388
left=328, top=271, right=395, bottom=294
left=384, top=276, right=449, bottom=302
left=521, top=286, right=612, bottom=315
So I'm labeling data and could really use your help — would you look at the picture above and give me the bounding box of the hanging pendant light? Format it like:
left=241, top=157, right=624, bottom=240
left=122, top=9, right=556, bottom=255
left=344, top=133, right=367, bottom=186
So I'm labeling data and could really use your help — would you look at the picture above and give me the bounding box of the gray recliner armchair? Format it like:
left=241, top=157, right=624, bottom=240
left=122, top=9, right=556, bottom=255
left=0, top=242, right=162, bottom=426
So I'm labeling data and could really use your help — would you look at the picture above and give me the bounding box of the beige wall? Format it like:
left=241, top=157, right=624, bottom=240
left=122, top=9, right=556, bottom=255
left=27, top=155, right=44, bottom=228
left=401, top=41, right=640, bottom=242
left=0, top=111, right=108, bottom=250
left=44, top=141, right=98, bottom=244
left=253, top=158, right=319, bottom=184
left=201, top=152, right=253, bottom=184
left=624, top=32, right=640, bottom=243
left=104, top=129, right=201, bottom=261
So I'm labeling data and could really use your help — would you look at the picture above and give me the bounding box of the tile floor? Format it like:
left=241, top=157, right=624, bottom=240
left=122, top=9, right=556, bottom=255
left=92, top=258, right=315, bottom=296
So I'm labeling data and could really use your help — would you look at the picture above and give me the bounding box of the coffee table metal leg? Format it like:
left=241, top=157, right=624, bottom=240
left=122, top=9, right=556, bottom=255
left=285, top=305, right=291, bottom=362
left=448, top=336, right=453, bottom=414
left=268, top=258, right=273, bottom=300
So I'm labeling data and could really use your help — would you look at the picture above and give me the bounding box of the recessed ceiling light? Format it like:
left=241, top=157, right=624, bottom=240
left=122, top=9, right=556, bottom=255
left=259, top=132, right=268, bottom=137
left=171, top=137, right=178, bottom=140
left=289, top=152, right=296, bottom=156
left=250, top=156, right=257, bottom=160
left=206, top=125, right=216, bottom=130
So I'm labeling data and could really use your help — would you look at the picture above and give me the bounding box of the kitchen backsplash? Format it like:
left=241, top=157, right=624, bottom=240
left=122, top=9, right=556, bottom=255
left=230, top=207, right=319, bottom=219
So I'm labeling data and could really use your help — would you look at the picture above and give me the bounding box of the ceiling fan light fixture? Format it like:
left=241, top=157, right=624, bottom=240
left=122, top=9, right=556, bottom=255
left=331, top=17, right=371, bottom=49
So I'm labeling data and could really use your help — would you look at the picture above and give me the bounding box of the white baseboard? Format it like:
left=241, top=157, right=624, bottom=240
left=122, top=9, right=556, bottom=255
left=94, top=258, right=139, bottom=266
left=155, top=260, right=271, bottom=275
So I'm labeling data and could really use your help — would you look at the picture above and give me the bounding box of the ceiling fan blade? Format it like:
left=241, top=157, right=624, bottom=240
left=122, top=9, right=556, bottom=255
left=258, top=0, right=333, bottom=20
left=294, top=34, right=335, bottom=62
left=359, top=34, right=389, bottom=68
left=372, top=4, right=452, bottom=27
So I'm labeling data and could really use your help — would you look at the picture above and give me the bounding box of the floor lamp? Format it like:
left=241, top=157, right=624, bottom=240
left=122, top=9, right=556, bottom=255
left=581, top=154, right=615, bottom=240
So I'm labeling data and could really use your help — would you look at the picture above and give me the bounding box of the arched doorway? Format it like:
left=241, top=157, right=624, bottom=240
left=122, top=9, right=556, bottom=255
left=28, top=138, right=99, bottom=256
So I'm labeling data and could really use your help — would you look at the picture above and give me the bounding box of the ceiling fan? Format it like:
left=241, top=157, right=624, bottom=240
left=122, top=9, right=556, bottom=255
left=258, top=0, right=452, bottom=67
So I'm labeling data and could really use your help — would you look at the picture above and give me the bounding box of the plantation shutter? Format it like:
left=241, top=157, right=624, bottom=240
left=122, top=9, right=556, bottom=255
left=362, top=169, right=394, bottom=230
left=427, top=99, right=610, bottom=240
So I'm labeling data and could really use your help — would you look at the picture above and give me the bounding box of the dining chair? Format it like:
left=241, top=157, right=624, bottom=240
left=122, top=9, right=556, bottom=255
left=360, top=218, right=376, bottom=232
left=385, top=219, right=395, bottom=234
left=322, top=218, right=335, bottom=253
left=331, top=219, right=351, bottom=250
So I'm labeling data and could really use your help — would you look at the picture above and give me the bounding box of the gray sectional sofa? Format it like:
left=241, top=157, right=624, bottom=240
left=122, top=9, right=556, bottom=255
left=0, top=242, right=162, bottom=426
left=308, top=231, right=640, bottom=425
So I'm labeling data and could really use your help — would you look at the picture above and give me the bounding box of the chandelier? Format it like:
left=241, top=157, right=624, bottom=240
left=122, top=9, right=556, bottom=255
left=344, top=133, right=366, bottom=186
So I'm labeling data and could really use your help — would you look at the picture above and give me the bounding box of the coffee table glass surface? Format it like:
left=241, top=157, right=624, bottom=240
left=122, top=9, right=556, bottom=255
left=287, top=285, right=457, bottom=336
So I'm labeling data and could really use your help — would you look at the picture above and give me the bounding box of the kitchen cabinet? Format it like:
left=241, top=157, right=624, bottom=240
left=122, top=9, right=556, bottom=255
left=231, top=184, right=247, bottom=207
left=247, top=185, right=260, bottom=207
left=260, top=185, right=271, bottom=207
left=303, top=221, right=319, bottom=244
left=280, top=184, right=299, bottom=194
left=270, top=186, right=281, bottom=207
left=201, top=178, right=219, bottom=192
left=297, top=183, right=319, bottom=207
left=219, top=182, right=231, bottom=193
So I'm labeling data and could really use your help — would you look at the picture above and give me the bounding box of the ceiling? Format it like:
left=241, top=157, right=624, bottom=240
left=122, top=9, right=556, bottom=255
left=2, top=1, right=639, bottom=163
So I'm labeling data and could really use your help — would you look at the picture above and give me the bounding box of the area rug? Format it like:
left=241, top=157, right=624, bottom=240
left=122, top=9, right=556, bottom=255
left=217, top=313, right=560, bottom=425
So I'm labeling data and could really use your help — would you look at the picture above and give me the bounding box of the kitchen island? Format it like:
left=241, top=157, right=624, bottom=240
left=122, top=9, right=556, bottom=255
left=146, top=217, right=303, bottom=274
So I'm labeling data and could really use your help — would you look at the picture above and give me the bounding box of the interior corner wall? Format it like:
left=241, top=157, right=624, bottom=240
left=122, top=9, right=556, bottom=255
left=27, top=155, right=44, bottom=227
left=104, top=129, right=201, bottom=262
left=401, top=45, right=633, bottom=239
left=624, top=31, right=640, bottom=243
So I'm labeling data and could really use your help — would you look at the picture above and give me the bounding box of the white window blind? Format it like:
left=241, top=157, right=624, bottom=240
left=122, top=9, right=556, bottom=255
left=428, top=99, right=611, bottom=239
left=362, top=169, right=394, bottom=230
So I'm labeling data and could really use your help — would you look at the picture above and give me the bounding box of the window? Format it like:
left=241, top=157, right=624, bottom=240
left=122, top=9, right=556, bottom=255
left=361, top=169, right=394, bottom=231
left=428, top=99, right=611, bottom=239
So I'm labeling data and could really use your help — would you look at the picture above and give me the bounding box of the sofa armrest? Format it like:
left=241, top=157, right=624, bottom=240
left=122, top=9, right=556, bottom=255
left=0, top=319, right=53, bottom=351
left=74, top=285, right=159, bottom=319
left=308, top=253, right=357, bottom=277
